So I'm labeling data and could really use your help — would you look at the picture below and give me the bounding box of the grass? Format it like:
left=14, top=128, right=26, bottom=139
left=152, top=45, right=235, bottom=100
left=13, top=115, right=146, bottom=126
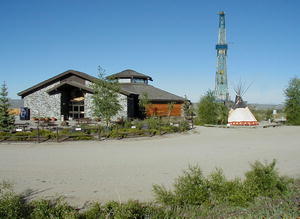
left=1, top=160, right=299, bottom=218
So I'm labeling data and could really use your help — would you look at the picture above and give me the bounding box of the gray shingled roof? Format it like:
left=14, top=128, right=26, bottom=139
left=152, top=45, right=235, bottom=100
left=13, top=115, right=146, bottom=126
left=120, top=83, right=185, bottom=102
left=46, top=81, right=94, bottom=94
left=18, top=70, right=98, bottom=97
left=18, top=69, right=184, bottom=102
left=108, top=69, right=153, bottom=81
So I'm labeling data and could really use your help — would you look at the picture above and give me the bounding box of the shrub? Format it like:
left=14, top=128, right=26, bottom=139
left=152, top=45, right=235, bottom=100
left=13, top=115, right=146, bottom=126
left=243, top=159, right=293, bottom=199
left=206, top=169, right=247, bottom=206
left=197, top=90, right=229, bottom=125
left=0, top=182, right=29, bottom=218
left=178, top=120, right=190, bottom=131
left=123, top=120, right=133, bottom=129
left=30, top=199, right=78, bottom=219
left=153, top=165, right=209, bottom=206
left=109, top=200, right=148, bottom=218
left=58, top=128, right=94, bottom=140
left=144, top=117, right=161, bottom=130
left=153, top=160, right=294, bottom=208
left=82, top=202, right=103, bottom=219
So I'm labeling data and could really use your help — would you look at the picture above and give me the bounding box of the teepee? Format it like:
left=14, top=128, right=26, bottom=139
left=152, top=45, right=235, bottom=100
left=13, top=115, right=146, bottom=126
left=228, top=84, right=259, bottom=126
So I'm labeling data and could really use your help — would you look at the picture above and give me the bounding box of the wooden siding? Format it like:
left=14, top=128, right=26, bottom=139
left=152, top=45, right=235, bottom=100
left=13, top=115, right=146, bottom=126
left=146, top=104, right=182, bottom=117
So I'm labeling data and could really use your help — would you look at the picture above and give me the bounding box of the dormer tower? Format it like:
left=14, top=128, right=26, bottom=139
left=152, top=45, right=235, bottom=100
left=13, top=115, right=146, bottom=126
left=108, top=69, right=152, bottom=84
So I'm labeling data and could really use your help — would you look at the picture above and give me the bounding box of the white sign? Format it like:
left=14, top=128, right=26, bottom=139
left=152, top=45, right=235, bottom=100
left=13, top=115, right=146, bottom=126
left=16, top=128, right=23, bottom=132
left=75, top=127, right=82, bottom=131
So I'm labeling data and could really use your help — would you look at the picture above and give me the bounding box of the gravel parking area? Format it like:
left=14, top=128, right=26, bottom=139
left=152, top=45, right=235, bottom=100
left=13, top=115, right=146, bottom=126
left=0, top=126, right=299, bottom=206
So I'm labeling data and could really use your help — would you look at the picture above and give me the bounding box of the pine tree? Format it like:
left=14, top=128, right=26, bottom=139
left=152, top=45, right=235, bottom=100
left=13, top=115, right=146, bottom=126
left=0, top=82, right=15, bottom=131
left=91, top=67, right=122, bottom=127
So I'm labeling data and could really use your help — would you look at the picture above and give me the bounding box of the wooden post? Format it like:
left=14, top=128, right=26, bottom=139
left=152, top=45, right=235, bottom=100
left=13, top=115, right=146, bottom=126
left=37, top=120, right=40, bottom=143
left=98, top=126, right=101, bottom=141
left=56, top=127, right=59, bottom=142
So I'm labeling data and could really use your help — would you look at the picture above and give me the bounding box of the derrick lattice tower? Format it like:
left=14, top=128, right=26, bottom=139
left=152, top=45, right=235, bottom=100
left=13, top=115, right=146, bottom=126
left=215, top=11, right=229, bottom=101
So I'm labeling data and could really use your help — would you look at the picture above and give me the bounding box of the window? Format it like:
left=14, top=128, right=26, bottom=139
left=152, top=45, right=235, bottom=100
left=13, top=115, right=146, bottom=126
left=132, top=78, right=147, bottom=84
left=69, top=100, right=84, bottom=119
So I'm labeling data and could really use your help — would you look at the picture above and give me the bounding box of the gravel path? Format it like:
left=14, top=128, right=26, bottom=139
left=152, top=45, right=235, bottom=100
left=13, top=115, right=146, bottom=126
left=0, top=126, right=299, bottom=206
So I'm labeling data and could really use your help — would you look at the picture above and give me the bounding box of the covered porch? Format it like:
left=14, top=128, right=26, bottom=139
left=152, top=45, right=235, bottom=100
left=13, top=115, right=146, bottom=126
left=47, top=81, right=93, bottom=120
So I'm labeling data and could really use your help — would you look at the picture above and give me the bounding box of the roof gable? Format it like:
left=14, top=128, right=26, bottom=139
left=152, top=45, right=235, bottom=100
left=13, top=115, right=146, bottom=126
left=18, top=70, right=98, bottom=97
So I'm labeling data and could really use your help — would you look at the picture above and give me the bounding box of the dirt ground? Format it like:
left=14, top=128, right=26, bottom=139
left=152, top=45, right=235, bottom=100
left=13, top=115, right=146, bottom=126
left=0, top=126, right=299, bottom=207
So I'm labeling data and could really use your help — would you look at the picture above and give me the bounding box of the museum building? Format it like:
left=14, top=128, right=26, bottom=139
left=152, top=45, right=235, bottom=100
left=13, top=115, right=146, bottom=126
left=18, top=69, right=185, bottom=120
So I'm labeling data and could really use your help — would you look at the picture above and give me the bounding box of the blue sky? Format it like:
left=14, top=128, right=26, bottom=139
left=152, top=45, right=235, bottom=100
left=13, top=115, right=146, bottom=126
left=1, top=0, right=299, bottom=104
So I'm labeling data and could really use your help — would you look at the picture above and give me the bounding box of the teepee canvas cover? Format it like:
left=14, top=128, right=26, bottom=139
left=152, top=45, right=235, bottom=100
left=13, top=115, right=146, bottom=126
left=228, top=88, right=259, bottom=126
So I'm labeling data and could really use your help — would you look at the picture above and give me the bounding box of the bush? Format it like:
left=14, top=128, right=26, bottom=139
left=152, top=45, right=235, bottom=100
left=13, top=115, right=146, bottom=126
left=59, top=128, right=94, bottom=140
left=30, top=199, right=78, bottom=219
left=0, top=173, right=298, bottom=219
left=250, top=108, right=274, bottom=122
left=243, top=159, right=293, bottom=199
left=82, top=202, right=103, bottom=219
left=153, top=160, right=294, bottom=208
left=83, top=200, right=165, bottom=219
left=197, top=90, right=229, bottom=125
left=154, top=165, right=209, bottom=206
left=0, top=182, right=29, bottom=218
left=178, top=120, right=190, bottom=131
left=0, top=129, right=55, bottom=141
left=144, top=117, right=162, bottom=130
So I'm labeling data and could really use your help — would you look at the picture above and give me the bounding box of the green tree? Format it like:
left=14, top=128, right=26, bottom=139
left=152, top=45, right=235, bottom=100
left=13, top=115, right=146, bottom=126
left=183, top=95, right=193, bottom=117
left=91, top=67, right=122, bottom=127
left=0, top=82, right=15, bottom=131
left=284, top=77, right=300, bottom=125
left=138, top=92, right=150, bottom=118
left=197, top=90, right=228, bottom=125
left=167, top=102, right=175, bottom=121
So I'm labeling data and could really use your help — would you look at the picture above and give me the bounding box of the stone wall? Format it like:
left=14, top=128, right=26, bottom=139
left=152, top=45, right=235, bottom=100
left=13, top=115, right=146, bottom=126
left=23, top=80, right=128, bottom=120
left=84, top=80, right=128, bottom=120
left=84, top=92, right=93, bottom=118
left=113, top=93, right=128, bottom=120
left=84, top=92, right=128, bottom=120
left=23, top=82, right=61, bottom=119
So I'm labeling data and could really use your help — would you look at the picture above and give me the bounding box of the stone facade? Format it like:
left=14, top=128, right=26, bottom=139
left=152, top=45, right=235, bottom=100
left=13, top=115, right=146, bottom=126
left=84, top=92, right=93, bottom=118
left=23, top=82, right=61, bottom=118
left=84, top=80, right=128, bottom=120
left=23, top=78, right=128, bottom=120
left=113, top=93, right=128, bottom=120
left=84, top=91, right=128, bottom=120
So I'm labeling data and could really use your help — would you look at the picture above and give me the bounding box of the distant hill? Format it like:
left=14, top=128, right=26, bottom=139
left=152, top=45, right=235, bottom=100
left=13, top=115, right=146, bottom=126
left=192, top=102, right=284, bottom=111
left=8, top=99, right=23, bottom=108
left=248, top=103, right=284, bottom=110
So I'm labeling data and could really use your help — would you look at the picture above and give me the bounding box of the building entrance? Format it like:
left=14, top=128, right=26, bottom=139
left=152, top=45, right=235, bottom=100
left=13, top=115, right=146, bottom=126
left=69, top=98, right=84, bottom=119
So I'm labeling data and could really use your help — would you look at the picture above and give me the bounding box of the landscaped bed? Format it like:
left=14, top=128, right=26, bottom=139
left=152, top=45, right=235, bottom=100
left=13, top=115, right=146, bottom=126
left=0, top=118, right=191, bottom=142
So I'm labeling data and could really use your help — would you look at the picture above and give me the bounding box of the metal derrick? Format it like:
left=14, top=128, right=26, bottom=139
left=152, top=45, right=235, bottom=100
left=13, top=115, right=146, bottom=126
left=215, top=11, right=229, bottom=102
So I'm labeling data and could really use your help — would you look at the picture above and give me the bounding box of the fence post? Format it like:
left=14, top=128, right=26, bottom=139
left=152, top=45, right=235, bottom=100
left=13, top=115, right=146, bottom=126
left=98, top=126, right=101, bottom=141
left=37, top=121, right=40, bottom=143
left=56, top=127, right=59, bottom=142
